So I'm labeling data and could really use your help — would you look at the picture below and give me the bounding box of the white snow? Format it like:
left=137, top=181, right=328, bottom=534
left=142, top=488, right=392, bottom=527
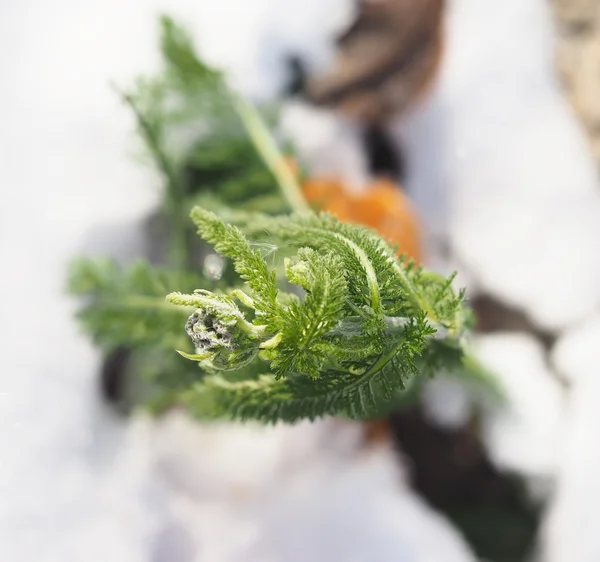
left=397, top=0, right=600, bottom=331
left=396, top=5, right=600, bottom=557
left=541, top=316, right=600, bottom=562
left=474, top=334, right=565, bottom=481
left=146, top=412, right=476, bottom=562
left=421, top=375, right=473, bottom=430
left=191, top=0, right=357, bottom=101
left=404, top=3, right=600, bottom=562
left=423, top=334, right=566, bottom=488
left=279, top=101, right=371, bottom=191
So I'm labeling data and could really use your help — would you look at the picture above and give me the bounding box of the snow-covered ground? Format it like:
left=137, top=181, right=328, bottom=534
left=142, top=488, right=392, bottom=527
left=2, top=0, right=600, bottom=560
left=404, top=3, right=600, bottom=559
left=540, top=316, right=600, bottom=562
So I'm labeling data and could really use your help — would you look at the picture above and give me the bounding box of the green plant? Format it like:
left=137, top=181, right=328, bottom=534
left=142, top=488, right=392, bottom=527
left=69, top=16, right=493, bottom=424
left=165, top=207, right=476, bottom=422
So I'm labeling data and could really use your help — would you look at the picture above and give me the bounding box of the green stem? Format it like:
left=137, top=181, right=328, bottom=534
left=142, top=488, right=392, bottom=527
left=361, top=345, right=402, bottom=380
left=391, top=264, right=466, bottom=337
left=391, top=261, right=437, bottom=321
left=236, top=317, right=268, bottom=339
left=333, top=232, right=381, bottom=314
left=110, top=294, right=193, bottom=312
left=232, top=93, right=310, bottom=213
left=303, top=227, right=382, bottom=314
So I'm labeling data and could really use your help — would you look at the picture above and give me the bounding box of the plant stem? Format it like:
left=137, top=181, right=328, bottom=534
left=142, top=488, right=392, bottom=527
left=303, top=227, right=382, bottom=314
left=108, top=294, right=193, bottom=312
left=232, top=93, right=310, bottom=213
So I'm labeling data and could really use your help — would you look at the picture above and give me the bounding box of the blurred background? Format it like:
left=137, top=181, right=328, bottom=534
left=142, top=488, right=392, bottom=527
left=3, top=0, right=600, bottom=561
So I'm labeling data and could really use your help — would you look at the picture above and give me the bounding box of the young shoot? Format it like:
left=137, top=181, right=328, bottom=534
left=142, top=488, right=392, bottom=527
left=166, top=207, right=475, bottom=423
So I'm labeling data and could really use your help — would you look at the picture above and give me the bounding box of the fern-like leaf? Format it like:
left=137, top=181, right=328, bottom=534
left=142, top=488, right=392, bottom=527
left=269, top=248, right=348, bottom=379
left=167, top=207, right=473, bottom=422
left=68, top=258, right=199, bottom=351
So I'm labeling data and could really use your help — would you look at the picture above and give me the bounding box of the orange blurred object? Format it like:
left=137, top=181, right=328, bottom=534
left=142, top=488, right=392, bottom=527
left=301, top=176, right=422, bottom=262
left=301, top=177, right=346, bottom=207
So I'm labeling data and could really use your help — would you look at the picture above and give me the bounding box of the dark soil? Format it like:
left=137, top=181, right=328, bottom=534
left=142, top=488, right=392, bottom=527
left=388, top=406, right=542, bottom=562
